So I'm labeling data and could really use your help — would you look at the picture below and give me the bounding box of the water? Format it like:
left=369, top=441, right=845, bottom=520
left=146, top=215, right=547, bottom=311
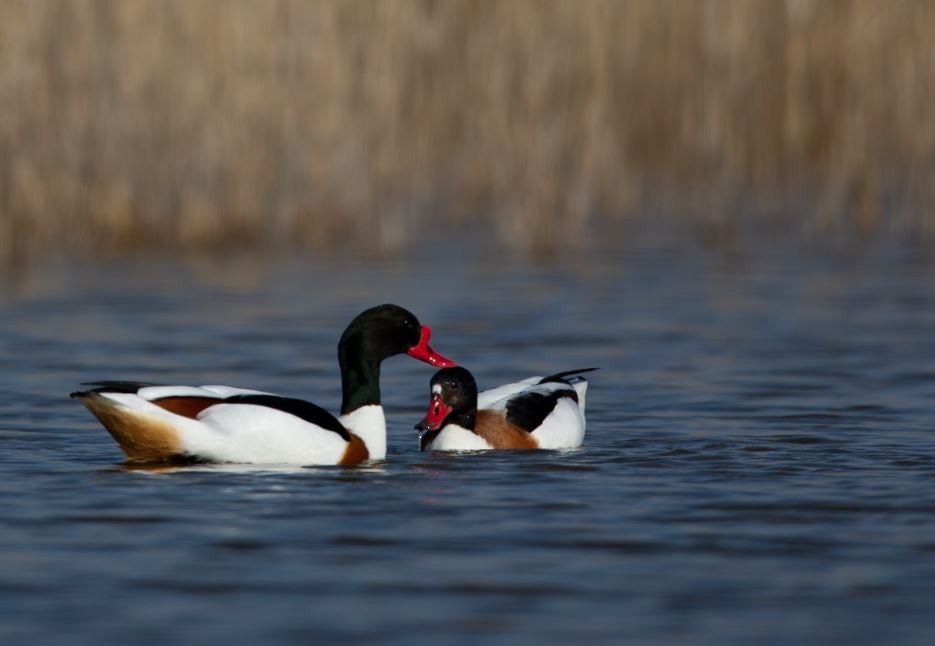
left=2, top=235, right=935, bottom=645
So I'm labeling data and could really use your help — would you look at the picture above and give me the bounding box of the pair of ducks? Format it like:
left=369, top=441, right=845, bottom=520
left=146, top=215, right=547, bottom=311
left=72, top=305, right=593, bottom=466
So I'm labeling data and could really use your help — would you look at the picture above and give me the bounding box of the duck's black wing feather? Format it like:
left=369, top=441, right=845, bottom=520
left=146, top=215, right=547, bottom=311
left=505, top=389, right=579, bottom=433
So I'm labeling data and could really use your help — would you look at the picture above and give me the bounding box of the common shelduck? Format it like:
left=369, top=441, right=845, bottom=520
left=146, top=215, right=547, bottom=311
left=415, top=367, right=595, bottom=451
left=72, top=304, right=456, bottom=466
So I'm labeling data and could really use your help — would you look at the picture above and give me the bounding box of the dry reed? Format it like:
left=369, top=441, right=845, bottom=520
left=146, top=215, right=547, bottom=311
left=2, top=0, right=934, bottom=259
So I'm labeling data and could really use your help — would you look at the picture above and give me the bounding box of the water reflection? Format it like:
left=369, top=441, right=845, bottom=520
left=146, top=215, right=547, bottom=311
left=115, top=461, right=391, bottom=477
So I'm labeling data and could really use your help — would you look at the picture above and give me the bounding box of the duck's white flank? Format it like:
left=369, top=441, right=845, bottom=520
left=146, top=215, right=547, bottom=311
left=184, top=402, right=349, bottom=464
left=570, top=379, right=588, bottom=417
left=527, top=395, right=586, bottom=448
left=339, top=405, right=386, bottom=460
left=426, top=424, right=491, bottom=451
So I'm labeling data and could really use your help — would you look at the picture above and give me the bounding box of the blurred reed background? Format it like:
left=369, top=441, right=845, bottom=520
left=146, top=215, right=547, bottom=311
left=2, top=0, right=934, bottom=260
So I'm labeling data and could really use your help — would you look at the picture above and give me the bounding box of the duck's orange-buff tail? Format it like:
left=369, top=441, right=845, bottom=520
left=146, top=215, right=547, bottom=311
left=72, top=392, right=183, bottom=462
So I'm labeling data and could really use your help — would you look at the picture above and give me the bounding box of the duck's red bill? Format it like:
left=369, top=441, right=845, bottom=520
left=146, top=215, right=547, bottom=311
left=406, top=326, right=457, bottom=368
left=415, top=393, right=451, bottom=432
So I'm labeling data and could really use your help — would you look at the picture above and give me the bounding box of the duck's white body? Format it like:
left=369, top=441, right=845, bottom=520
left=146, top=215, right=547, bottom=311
left=421, top=372, right=590, bottom=452
left=78, top=385, right=382, bottom=465
left=73, top=304, right=456, bottom=466
left=424, top=423, right=491, bottom=451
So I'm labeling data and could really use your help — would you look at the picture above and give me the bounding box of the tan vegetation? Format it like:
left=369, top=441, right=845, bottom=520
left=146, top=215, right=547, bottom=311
left=2, top=0, right=934, bottom=258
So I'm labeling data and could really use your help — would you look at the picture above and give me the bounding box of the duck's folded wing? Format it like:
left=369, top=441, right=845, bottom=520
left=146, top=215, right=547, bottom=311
left=477, top=377, right=542, bottom=409
left=502, top=382, right=579, bottom=432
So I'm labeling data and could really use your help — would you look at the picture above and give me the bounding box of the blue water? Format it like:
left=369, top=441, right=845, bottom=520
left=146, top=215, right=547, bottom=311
left=2, top=237, right=935, bottom=644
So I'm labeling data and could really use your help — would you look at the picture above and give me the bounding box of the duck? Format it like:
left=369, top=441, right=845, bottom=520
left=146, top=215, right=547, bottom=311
left=415, top=366, right=595, bottom=451
left=72, top=304, right=456, bottom=466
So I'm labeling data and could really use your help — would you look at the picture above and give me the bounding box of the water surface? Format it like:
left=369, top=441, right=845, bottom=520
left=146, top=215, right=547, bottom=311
left=2, top=237, right=935, bottom=644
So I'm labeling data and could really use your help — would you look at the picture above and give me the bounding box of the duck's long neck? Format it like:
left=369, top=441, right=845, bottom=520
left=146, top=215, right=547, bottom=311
left=338, top=340, right=386, bottom=459
left=339, top=342, right=381, bottom=415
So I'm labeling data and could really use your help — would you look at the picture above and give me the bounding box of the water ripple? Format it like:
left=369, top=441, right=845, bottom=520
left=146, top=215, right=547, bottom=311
left=3, top=249, right=935, bottom=645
